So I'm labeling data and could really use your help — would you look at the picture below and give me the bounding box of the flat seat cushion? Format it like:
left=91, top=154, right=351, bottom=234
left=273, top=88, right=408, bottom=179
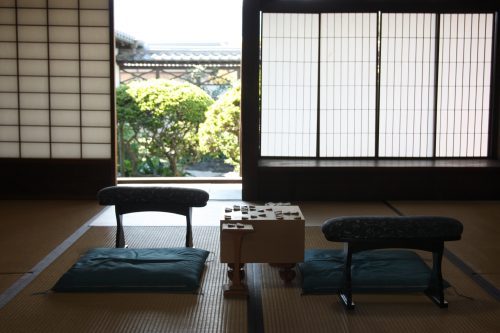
left=53, top=247, right=210, bottom=292
left=299, top=249, right=449, bottom=294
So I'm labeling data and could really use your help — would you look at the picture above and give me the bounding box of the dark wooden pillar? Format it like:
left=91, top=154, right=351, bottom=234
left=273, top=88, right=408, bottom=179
left=241, top=0, right=261, bottom=200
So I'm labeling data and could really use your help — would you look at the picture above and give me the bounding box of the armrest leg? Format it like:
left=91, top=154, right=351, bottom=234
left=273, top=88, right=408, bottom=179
left=115, top=210, right=126, bottom=248
left=339, top=244, right=355, bottom=310
left=186, top=207, right=193, bottom=247
left=425, top=243, right=448, bottom=308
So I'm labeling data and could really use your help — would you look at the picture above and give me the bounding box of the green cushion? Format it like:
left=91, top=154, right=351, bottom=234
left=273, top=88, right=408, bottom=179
left=53, top=247, right=209, bottom=293
left=299, top=249, right=449, bottom=294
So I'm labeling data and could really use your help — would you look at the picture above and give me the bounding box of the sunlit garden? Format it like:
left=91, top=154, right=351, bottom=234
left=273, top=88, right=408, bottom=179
left=116, top=79, right=240, bottom=177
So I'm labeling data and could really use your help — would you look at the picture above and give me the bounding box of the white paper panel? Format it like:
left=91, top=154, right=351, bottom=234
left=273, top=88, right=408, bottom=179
left=379, top=13, right=435, bottom=157
left=80, top=0, right=108, bottom=9
left=18, top=26, right=48, bottom=42
left=49, top=60, right=79, bottom=76
left=0, top=92, right=18, bottom=108
left=19, top=76, right=49, bottom=92
left=0, top=0, right=15, bottom=6
left=49, top=26, right=79, bottom=42
left=80, top=44, right=109, bottom=60
left=82, top=143, right=110, bottom=158
left=319, top=13, right=377, bottom=157
left=82, top=110, right=110, bottom=127
left=0, top=125, right=18, bottom=140
left=18, top=43, right=48, bottom=59
left=81, top=77, right=109, bottom=93
left=51, top=143, right=80, bottom=158
left=51, top=126, right=80, bottom=142
left=81, top=60, right=109, bottom=76
left=0, top=25, right=16, bottom=41
left=437, top=13, right=492, bottom=157
left=48, top=0, right=78, bottom=8
left=0, top=109, right=18, bottom=125
left=19, top=93, right=49, bottom=109
left=21, top=142, right=50, bottom=157
left=18, top=59, right=48, bottom=75
left=51, top=93, right=79, bottom=109
left=50, top=43, right=79, bottom=59
left=0, top=143, right=19, bottom=157
left=80, top=27, right=109, bottom=43
left=50, top=77, right=79, bottom=93
left=17, top=0, right=46, bottom=8
left=21, top=125, right=49, bottom=141
left=80, top=10, right=108, bottom=26
left=17, top=9, right=47, bottom=25
left=20, top=109, right=49, bottom=125
left=0, top=59, right=17, bottom=75
left=48, top=9, right=78, bottom=25
left=0, top=76, right=17, bottom=91
left=0, top=9, right=16, bottom=24
left=0, top=42, right=17, bottom=58
left=81, top=94, right=110, bottom=110
left=261, top=13, right=319, bottom=157
left=82, top=127, right=110, bottom=143
left=51, top=110, right=80, bottom=126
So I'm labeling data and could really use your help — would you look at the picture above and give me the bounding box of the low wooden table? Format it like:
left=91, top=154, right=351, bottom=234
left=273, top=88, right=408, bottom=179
left=220, top=205, right=305, bottom=298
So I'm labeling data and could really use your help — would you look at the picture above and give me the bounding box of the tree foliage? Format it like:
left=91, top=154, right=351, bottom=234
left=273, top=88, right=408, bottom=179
left=198, top=82, right=240, bottom=170
left=117, top=79, right=213, bottom=176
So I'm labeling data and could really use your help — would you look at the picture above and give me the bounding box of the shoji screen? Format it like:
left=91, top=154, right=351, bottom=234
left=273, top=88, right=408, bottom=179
left=261, top=13, right=319, bottom=157
left=437, top=13, right=493, bottom=157
left=0, top=0, right=112, bottom=159
left=320, top=13, right=377, bottom=157
left=379, top=13, right=436, bottom=157
left=260, top=12, right=493, bottom=159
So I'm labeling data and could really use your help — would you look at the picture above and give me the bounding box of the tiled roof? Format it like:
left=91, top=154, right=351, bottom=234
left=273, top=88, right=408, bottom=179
left=115, top=31, right=144, bottom=48
left=117, top=48, right=241, bottom=66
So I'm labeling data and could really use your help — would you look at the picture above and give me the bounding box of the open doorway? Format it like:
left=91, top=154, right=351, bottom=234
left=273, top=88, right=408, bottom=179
left=114, top=0, right=242, bottom=180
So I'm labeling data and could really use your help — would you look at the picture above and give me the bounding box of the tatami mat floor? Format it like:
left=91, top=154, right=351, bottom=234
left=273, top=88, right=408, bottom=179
left=389, top=201, right=500, bottom=293
left=0, top=226, right=247, bottom=333
left=1, top=225, right=499, bottom=333
left=0, top=200, right=103, bottom=291
left=260, top=228, right=500, bottom=333
left=0, top=275, right=21, bottom=294
left=1, top=186, right=500, bottom=332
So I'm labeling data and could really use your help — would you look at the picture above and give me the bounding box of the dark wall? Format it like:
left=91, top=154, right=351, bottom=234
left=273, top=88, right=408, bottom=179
left=0, top=159, right=115, bottom=199
left=253, top=163, right=500, bottom=201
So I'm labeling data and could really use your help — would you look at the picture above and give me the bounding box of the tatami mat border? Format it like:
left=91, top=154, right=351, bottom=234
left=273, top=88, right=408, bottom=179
left=0, top=208, right=108, bottom=309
